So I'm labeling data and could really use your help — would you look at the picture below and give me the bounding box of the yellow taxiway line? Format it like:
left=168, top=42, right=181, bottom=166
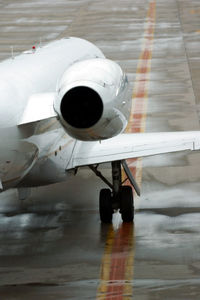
left=97, top=1, right=156, bottom=299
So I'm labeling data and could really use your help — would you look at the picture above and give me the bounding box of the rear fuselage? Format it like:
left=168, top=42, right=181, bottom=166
left=0, top=38, right=104, bottom=189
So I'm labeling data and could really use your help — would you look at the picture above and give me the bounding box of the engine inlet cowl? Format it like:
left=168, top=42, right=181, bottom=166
left=60, top=86, right=103, bottom=129
left=54, top=58, right=130, bottom=141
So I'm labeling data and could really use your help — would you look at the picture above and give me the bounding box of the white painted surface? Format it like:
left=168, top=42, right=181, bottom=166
left=69, top=131, right=200, bottom=168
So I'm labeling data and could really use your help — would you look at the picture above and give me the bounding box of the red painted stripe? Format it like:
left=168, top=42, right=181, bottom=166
left=125, top=1, right=156, bottom=186
left=130, top=5, right=155, bottom=133
left=99, top=2, right=156, bottom=299
left=105, top=224, right=133, bottom=299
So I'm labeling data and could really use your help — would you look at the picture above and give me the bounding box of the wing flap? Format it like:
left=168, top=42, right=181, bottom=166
left=68, top=131, right=200, bottom=168
left=19, top=93, right=56, bottom=125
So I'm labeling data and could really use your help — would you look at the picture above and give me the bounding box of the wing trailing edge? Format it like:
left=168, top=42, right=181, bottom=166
left=67, top=131, right=200, bottom=169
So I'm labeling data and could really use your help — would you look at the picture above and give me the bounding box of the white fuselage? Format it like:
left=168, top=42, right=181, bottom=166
left=0, top=38, right=104, bottom=190
left=1, top=37, right=200, bottom=196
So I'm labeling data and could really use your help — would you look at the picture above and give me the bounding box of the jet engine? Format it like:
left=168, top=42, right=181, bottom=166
left=54, top=58, right=131, bottom=141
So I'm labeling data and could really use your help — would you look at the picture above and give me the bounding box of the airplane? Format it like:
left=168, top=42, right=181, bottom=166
left=0, top=37, right=200, bottom=223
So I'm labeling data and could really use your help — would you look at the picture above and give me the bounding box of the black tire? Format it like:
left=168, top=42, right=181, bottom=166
left=99, top=189, right=113, bottom=223
left=119, top=186, right=134, bottom=222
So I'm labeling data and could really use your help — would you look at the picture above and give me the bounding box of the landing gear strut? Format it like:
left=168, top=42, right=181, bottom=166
left=89, top=160, right=140, bottom=223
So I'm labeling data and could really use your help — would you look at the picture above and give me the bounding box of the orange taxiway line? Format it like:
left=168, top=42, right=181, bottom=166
left=125, top=0, right=156, bottom=184
left=97, top=1, right=156, bottom=299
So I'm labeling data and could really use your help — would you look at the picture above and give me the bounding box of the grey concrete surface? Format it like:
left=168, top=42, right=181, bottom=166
left=0, top=0, right=200, bottom=299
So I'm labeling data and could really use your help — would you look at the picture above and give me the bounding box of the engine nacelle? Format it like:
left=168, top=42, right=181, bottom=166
left=54, top=58, right=131, bottom=141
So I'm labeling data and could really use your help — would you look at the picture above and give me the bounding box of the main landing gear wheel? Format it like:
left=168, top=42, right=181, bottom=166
left=120, top=186, right=134, bottom=222
left=99, top=189, right=113, bottom=223
left=90, top=161, right=138, bottom=223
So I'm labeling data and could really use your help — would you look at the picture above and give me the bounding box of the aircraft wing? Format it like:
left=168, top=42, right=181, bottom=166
left=68, top=131, right=200, bottom=169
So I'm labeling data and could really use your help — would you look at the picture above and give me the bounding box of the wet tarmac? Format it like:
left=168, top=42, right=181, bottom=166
left=1, top=0, right=200, bottom=299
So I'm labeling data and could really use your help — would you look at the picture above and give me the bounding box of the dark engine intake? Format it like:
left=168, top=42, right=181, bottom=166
left=60, top=86, right=103, bottom=129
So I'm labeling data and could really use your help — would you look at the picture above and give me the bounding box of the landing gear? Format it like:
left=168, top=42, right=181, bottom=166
left=119, top=186, right=134, bottom=222
left=99, top=189, right=113, bottom=223
left=90, top=160, right=140, bottom=223
left=99, top=185, right=134, bottom=223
